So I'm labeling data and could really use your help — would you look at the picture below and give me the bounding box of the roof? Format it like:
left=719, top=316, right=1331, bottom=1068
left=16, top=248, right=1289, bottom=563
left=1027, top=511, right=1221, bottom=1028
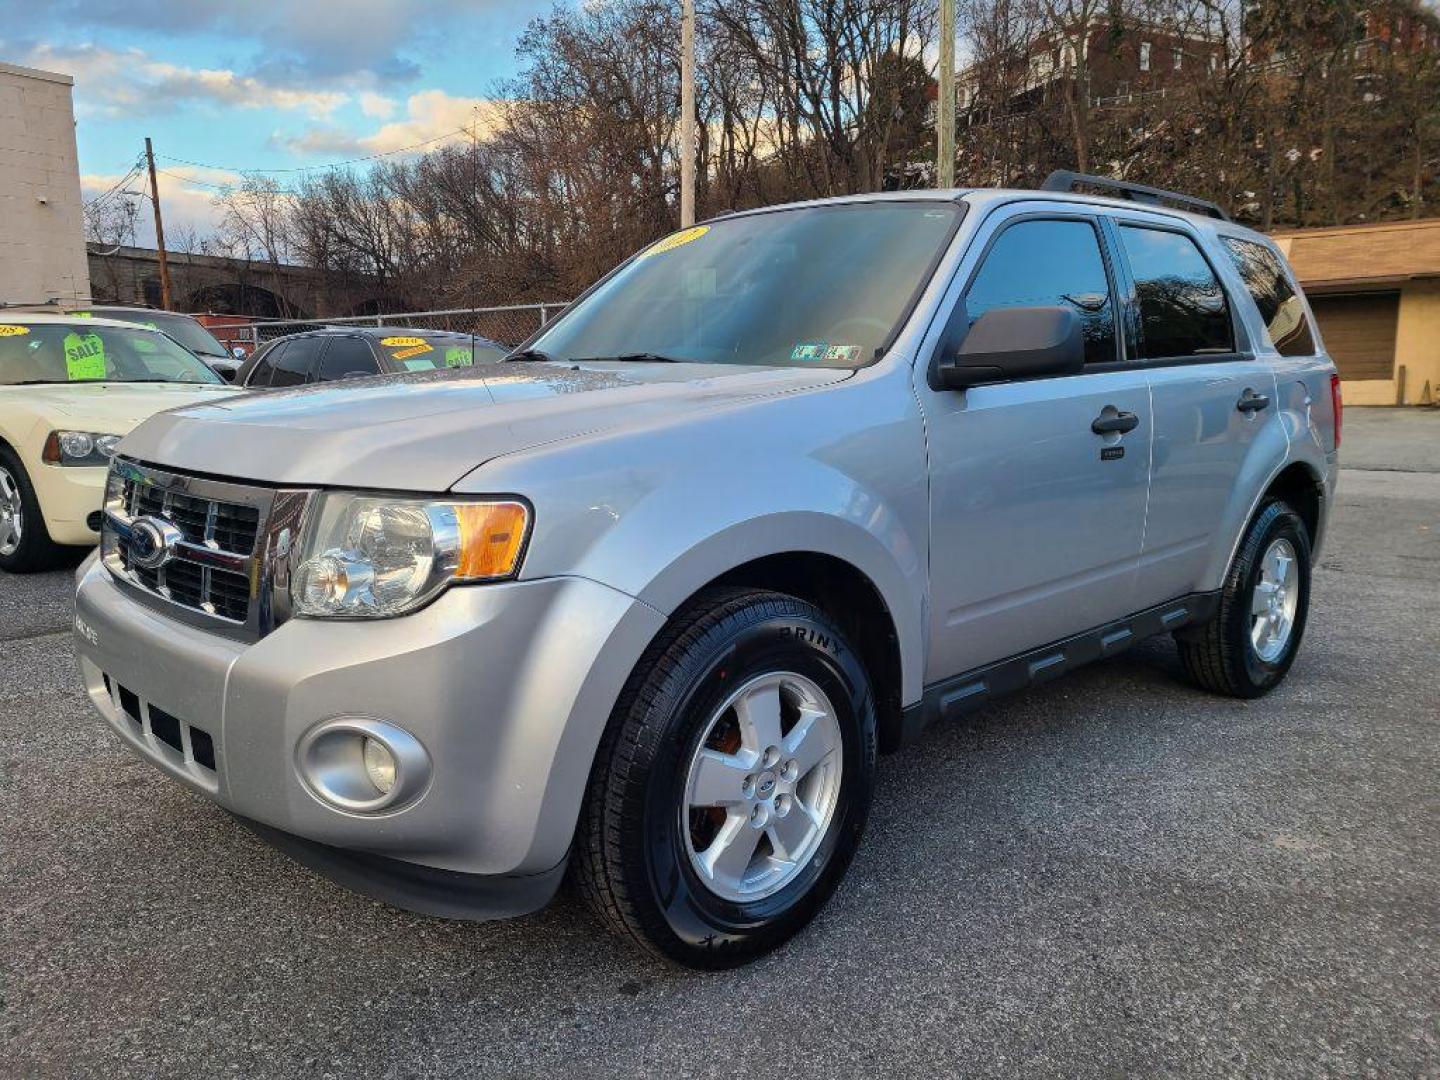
left=1271, top=218, right=1440, bottom=289
left=0, top=312, right=163, bottom=331
left=282, top=325, right=489, bottom=339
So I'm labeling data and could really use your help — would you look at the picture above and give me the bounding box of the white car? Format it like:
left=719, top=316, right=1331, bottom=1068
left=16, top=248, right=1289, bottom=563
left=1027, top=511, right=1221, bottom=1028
left=0, top=313, right=242, bottom=572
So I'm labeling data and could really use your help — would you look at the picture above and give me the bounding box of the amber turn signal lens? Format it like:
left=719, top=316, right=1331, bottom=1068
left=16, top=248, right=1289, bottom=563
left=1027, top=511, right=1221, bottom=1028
left=453, top=501, right=530, bottom=580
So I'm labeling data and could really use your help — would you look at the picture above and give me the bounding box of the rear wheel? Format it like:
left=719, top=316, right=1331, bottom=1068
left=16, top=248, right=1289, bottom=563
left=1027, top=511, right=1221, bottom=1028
left=1176, top=499, right=1311, bottom=698
left=0, top=448, right=61, bottom=574
left=573, top=587, right=877, bottom=968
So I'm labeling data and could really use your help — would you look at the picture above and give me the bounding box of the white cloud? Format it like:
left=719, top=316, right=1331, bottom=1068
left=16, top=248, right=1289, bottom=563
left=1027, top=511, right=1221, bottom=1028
left=275, top=90, right=504, bottom=159
left=23, top=44, right=347, bottom=119
left=81, top=165, right=241, bottom=249
left=359, top=92, right=397, bottom=119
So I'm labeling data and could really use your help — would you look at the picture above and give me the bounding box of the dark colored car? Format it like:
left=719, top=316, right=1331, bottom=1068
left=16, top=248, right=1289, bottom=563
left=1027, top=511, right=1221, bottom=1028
left=236, top=327, right=508, bottom=389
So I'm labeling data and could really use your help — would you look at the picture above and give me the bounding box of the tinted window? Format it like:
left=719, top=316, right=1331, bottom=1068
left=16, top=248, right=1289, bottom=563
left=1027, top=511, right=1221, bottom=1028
left=1221, top=238, right=1316, bottom=357
left=964, top=218, right=1116, bottom=365
left=269, top=336, right=324, bottom=387
left=316, top=337, right=380, bottom=381
left=1118, top=226, right=1234, bottom=358
left=244, top=340, right=285, bottom=387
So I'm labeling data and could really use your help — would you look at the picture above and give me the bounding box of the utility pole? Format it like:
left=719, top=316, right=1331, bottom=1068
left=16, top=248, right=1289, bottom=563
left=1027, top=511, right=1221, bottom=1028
left=144, top=137, right=173, bottom=310
left=937, top=0, right=956, bottom=189
left=679, top=0, right=696, bottom=227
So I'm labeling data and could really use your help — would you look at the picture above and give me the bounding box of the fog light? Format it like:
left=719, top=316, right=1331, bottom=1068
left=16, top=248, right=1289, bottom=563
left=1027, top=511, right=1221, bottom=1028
left=363, top=736, right=396, bottom=795
left=295, top=717, right=430, bottom=813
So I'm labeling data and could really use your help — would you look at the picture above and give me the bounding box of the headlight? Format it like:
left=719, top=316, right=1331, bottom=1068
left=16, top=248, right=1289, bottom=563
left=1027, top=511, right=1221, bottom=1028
left=291, top=493, right=530, bottom=619
left=43, top=430, right=122, bottom=467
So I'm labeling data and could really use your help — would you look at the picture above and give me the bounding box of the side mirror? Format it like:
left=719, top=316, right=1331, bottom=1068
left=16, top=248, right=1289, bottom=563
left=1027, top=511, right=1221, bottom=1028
left=217, top=367, right=237, bottom=383
left=933, top=305, right=1086, bottom=391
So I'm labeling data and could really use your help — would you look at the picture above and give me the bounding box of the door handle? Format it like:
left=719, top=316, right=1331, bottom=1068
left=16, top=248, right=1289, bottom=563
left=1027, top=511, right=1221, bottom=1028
left=1237, top=388, right=1270, bottom=413
left=1091, top=410, right=1140, bottom=435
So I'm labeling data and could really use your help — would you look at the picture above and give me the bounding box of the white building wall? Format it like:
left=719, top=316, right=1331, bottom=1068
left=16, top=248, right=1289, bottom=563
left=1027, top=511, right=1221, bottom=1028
left=0, top=62, right=89, bottom=304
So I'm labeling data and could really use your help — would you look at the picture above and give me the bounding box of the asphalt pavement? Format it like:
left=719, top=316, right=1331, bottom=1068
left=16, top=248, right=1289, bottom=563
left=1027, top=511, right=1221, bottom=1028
left=1, top=408, right=1436, bottom=1078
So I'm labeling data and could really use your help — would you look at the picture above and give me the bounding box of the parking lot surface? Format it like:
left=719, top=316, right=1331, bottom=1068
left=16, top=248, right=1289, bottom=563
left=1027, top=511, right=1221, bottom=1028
left=1, top=409, right=1437, bottom=1079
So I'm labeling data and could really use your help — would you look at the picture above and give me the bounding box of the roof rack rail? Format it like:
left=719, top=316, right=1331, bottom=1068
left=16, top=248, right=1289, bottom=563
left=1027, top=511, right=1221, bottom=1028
left=1040, top=170, right=1230, bottom=221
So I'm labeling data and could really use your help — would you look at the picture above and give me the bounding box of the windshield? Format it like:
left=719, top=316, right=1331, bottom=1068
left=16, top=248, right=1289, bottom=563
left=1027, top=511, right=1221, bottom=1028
left=84, top=309, right=229, bottom=358
left=529, top=201, right=962, bottom=369
left=0, top=322, right=224, bottom=386
left=375, top=333, right=507, bottom=371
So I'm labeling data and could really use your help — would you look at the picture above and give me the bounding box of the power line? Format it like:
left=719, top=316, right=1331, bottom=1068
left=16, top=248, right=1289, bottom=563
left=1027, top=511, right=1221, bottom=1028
left=83, top=156, right=146, bottom=210
left=155, top=124, right=474, bottom=176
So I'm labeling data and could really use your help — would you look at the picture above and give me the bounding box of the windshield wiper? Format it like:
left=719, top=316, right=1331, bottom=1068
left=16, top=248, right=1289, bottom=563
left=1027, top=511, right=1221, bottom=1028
left=507, top=348, right=554, bottom=363
left=570, top=352, right=684, bottom=364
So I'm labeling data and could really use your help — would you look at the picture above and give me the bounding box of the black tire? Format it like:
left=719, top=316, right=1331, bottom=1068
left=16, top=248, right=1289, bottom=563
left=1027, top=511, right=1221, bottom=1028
left=573, top=587, right=877, bottom=969
left=1176, top=499, right=1312, bottom=698
left=0, top=446, right=63, bottom=574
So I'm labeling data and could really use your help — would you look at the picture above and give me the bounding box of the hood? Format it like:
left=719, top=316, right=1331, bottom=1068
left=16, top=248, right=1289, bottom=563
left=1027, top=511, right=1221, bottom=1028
left=116, top=362, right=850, bottom=491
left=1, top=381, right=243, bottom=433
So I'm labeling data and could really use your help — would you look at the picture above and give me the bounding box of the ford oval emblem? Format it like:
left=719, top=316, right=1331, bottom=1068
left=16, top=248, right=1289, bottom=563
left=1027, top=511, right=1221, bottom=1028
left=128, top=516, right=183, bottom=571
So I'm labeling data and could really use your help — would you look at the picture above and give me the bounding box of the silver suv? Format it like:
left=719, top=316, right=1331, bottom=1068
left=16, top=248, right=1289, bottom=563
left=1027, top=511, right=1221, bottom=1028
left=73, top=176, right=1340, bottom=968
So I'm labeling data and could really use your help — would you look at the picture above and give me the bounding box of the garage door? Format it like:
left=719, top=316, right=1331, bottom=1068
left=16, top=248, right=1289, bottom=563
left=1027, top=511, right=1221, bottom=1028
left=1309, top=292, right=1399, bottom=381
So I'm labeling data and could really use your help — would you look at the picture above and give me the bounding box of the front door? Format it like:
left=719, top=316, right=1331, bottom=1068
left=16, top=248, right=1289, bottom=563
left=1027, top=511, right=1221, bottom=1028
left=921, top=212, right=1153, bottom=683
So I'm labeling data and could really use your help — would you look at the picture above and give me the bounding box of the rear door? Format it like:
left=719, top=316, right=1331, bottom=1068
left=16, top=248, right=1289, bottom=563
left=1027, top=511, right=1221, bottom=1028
left=921, top=208, right=1153, bottom=680
left=1111, top=214, right=1280, bottom=607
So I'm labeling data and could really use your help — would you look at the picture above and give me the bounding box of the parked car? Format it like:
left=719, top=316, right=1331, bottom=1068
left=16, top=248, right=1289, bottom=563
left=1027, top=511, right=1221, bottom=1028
left=73, top=177, right=1339, bottom=968
left=0, top=314, right=240, bottom=572
left=6, top=304, right=245, bottom=381
left=235, top=326, right=507, bottom=389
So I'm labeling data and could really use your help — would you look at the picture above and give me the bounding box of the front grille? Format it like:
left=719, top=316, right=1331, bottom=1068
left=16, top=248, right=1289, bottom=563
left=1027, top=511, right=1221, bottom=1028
left=100, top=459, right=306, bottom=637
left=115, top=475, right=260, bottom=624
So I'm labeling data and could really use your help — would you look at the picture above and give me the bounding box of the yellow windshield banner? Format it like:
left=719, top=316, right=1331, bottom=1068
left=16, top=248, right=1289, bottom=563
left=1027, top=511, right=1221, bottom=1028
left=0, top=324, right=29, bottom=337
left=392, top=343, right=433, bottom=361
left=63, top=331, right=107, bottom=381
left=641, top=225, right=709, bottom=258
left=381, top=336, right=427, bottom=348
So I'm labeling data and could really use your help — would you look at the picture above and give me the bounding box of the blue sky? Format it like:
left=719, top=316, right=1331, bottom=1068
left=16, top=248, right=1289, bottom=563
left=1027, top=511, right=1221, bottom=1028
left=0, top=0, right=557, bottom=243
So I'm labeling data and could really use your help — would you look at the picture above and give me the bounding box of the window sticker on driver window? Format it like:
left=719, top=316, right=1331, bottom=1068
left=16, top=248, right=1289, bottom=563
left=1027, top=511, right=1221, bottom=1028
left=63, top=331, right=107, bottom=380
left=790, top=342, right=827, bottom=361
left=641, top=224, right=709, bottom=258
left=824, top=344, right=862, bottom=363
left=381, top=336, right=427, bottom=348
left=392, top=343, right=433, bottom=361
left=0, top=324, right=29, bottom=337
left=444, top=346, right=473, bottom=368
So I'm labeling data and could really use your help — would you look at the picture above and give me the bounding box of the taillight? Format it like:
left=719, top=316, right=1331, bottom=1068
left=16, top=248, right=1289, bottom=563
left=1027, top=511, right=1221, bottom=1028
left=1330, top=373, right=1343, bottom=449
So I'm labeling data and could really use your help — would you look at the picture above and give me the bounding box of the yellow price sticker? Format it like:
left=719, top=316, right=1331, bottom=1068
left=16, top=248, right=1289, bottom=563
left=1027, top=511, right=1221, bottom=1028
left=0, top=324, right=30, bottom=337
left=392, top=343, right=434, bottom=361
left=641, top=225, right=709, bottom=258
left=380, top=336, right=427, bottom=348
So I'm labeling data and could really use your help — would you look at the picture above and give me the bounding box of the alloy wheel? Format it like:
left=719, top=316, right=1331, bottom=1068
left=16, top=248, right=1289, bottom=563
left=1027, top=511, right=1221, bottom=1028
left=1250, top=537, right=1300, bottom=663
left=0, top=465, right=22, bottom=557
left=681, top=671, right=843, bottom=903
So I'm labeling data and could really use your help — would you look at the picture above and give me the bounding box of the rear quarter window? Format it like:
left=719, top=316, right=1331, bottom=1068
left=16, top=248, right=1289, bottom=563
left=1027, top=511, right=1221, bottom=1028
left=1221, top=238, right=1317, bottom=357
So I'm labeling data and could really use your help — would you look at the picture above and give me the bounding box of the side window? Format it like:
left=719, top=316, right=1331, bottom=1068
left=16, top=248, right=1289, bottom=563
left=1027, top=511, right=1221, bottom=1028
left=1220, top=238, right=1316, bottom=357
left=269, top=335, right=324, bottom=387
left=315, top=337, right=381, bottom=381
left=964, top=218, right=1117, bottom=365
left=1118, top=225, right=1235, bottom=358
left=245, top=340, right=286, bottom=387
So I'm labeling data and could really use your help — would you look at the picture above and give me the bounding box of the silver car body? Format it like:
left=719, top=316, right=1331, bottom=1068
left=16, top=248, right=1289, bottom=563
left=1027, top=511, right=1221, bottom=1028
left=73, top=188, right=1340, bottom=915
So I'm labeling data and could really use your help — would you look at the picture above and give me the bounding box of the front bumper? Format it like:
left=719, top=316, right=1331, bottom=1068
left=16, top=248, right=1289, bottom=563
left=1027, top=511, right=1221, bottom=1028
left=74, top=555, right=665, bottom=916
left=36, top=462, right=105, bottom=545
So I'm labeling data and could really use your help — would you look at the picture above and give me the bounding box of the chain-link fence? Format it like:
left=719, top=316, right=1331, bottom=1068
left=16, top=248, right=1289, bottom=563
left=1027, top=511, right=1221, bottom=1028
left=231, top=303, right=568, bottom=352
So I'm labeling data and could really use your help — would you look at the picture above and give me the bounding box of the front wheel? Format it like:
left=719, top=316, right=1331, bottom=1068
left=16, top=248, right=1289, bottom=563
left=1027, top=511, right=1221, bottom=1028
left=1176, top=499, right=1312, bottom=698
left=0, top=448, right=62, bottom=574
left=573, top=587, right=877, bottom=968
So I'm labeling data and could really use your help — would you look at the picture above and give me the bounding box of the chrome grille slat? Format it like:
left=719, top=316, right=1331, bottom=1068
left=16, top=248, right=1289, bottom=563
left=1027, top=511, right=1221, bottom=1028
left=100, top=458, right=312, bottom=641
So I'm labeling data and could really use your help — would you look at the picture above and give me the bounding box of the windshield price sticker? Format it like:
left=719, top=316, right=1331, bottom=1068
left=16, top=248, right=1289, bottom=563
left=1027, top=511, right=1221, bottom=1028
left=0, top=325, right=29, bottom=337
left=381, top=336, right=427, bottom=348
left=642, top=225, right=709, bottom=258
left=444, top=347, right=473, bottom=368
left=392, top=343, right=434, bottom=361
left=63, top=331, right=107, bottom=380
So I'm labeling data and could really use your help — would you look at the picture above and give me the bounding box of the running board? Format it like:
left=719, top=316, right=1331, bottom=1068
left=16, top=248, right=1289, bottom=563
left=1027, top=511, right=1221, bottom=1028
left=894, top=591, right=1220, bottom=749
